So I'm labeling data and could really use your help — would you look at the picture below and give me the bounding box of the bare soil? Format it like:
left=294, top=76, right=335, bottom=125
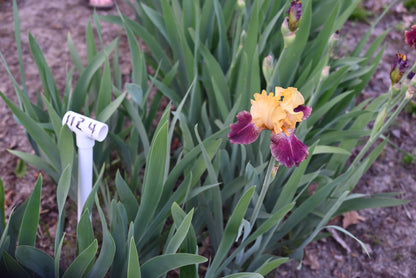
left=0, top=0, right=415, bottom=277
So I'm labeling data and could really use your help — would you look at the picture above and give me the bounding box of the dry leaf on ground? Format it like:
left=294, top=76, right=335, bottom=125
left=342, top=211, right=366, bottom=229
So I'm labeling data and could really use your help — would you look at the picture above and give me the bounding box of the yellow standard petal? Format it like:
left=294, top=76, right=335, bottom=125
left=250, top=90, right=285, bottom=133
left=275, top=87, right=304, bottom=129
left=250, top=87, right=305, bottom=134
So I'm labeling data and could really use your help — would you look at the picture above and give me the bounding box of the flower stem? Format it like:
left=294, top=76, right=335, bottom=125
left=351, top=91, right=410, bottom=166
left=250, top=158, right=278, bottom=226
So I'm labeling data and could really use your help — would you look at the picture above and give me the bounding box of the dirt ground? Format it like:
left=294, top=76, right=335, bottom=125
left=0, top=0, right=415, bottom=277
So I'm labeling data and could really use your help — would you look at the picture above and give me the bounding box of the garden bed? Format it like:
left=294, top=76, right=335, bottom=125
left=0, top=0, right=415, bottom=277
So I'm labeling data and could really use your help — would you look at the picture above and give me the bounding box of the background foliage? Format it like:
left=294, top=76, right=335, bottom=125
left=0, top=0, right=410, bottom=277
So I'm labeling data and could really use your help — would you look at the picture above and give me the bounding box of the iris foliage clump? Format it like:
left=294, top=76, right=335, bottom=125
left=0, top=0, right=411, bottom=277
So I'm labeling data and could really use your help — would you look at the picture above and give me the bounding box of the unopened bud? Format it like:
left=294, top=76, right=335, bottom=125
left=239, top=30, right=246, bottom=48
left=390, top=53, right=409, bottom=85
left=287, top=0, right=302, bottom=32
left=262, top=55, right=274, bottom=84
left=328, top=31, right=339, bottom=50
left=270, top=163, right=280, bottom=181
left=281, top=18, right=296, bottom=48
left=406, top=86, right=415, bottom=99
left=237, top=0, right=245, bottom=11
left=371, top=105, right=387, bottom=137
left=281, top=18, right=290, bottom=37
left=321, top=66, right=330, bottom=80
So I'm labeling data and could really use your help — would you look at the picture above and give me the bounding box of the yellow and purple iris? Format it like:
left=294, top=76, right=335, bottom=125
left=228, top=87, right=312, bottom=168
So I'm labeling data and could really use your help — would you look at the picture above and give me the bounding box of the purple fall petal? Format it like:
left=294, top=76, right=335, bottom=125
left=294, top=105, right=312, bottom=120
left=270, top=130, right=309, bottom=168
left=228, top=111, right=261, bottom=144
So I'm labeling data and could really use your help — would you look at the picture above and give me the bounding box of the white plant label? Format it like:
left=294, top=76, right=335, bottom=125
left=62, top=111, right=108, bottom=142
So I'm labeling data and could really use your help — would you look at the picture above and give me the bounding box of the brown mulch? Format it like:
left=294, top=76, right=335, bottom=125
left=0, top=0, right=415, bottom=276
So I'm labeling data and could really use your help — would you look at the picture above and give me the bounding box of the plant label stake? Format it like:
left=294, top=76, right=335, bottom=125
left=62, top=111, right=108, bottom=222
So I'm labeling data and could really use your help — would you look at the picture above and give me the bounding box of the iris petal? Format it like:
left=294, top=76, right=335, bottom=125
left=294, top=105, right=312, bottom=120
left=228, top=111, right=261, bottom=144
left=405, top=25, right=416, bottom=49
left=270, top=130, right=308, bottom=167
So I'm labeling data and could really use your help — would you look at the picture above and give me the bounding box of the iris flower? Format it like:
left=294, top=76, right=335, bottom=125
left=228, top=87, right=312, bottom=168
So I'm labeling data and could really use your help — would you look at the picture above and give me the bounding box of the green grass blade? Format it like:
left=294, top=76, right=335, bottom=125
left=292, top=191, right=349, bottom=261
left=336, top=194, right=409, bottom=215
left=42, top=95, right=63, bottom=138
left=96, top=91, right=127, bottom=123
left=123, top=100, right=150, bottom=156
left=77, top=210, right=95, bottom=253
left=55, top=165, right=71, bottom=254
left=213, top=0, right=230, bottom=69
left=0, top=91, right=60, bottom=168
left=256, top=257, right=289, bottom=276
left=54, top=233, right=65, bottom=278
left=126, top=83, right=143, bottom=106
left=62, top=239, right=98, bottom=278
left=86, top=20, right=97, bottom=62
left=115, top=171, right=139, bottom=222
left=82, top=165, right=105, bottom=217
left=16, top=246, right=54, bottom=277
left=150, top=77, right=182, bottom=104
left=112, top=38, right=122, bottom=90
left=8, top=150, right=57, bottom=179
left=93, top=10, right=104, bottom=47
left=127, top=237, right=141, bottom=278
left=194, top=125, right=223, bottom=248
left=333, top=0, right=360, bottom=31
left=122, top=13, right=147, bottom=89
left=170, top=202, right=199, bottom=277
left=140, top=253, right=207, bottom=277
left=160, top=0, right=194, bottom=85
left=121, top=15, right=171, bottom=73
left=137, top=175, right=192, bottom=251
left=18, top=175, right=42, bottom=246
left=258, top=5, right=285, bottom=54
left=4, top=199, right=27, bottom=255
left=58, top=125, right=75, bottom=172
left=109, top=201, right=128, bottom=278
left=134, top=121, right=168, bottom=242
left=12, top=0, right=28, bottom=96
left=206, top=187, right=255, bottom=278
left=0, top=49, right=38, bottom=118
left=326, top=225, right=370, bottom=257
left=313, top=145, right=350, bottom=155
left=96, top=59, right=112, bottom=116
left=71, top=39, right=117, bottom=112
left=164, top=208, right=194, bottom=254
left=28, top=33, right=61, bottom=114
left=218, top=202, right=295, bottom=275
left=2, top=251, right=31, bottom=278
left=139, top=3, right=169, bottom=43
left=86, top=197, right=116, bottom=278
left=67, top=32, right=85, bottom=73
